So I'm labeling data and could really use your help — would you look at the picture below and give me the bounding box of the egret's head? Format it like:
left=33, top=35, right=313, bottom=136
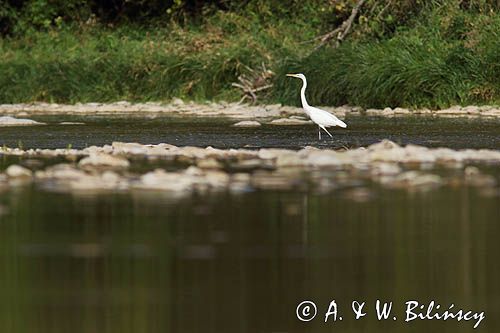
left=286, top=73, right=306, bottom=80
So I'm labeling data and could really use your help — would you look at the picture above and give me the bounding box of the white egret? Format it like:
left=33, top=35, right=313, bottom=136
left=286, top=73, right=347, bottom=140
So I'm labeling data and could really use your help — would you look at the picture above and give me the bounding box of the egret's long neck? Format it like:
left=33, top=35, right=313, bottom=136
left=299, top=77, right=310, bottom=111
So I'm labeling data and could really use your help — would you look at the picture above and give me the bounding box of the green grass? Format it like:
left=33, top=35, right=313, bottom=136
left=275, top=7, right=500, bottom=108
left=0, top=6, right=499, bottom=108
left=0, top=13, right=314, bottom=103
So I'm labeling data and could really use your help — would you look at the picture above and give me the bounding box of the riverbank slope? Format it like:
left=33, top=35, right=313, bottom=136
left=0, top=1, right=498, bottom=109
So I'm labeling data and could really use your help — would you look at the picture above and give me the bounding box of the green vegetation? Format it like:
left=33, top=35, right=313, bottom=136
left=275, top=5, right=500, bottom=108
left=0, top=0, right=499, bottom=108
left=0, top=12, right=311, bottom=103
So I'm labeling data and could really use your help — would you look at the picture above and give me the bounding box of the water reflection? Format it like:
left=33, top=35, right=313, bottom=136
left=0, top=186, right=498, bottom=332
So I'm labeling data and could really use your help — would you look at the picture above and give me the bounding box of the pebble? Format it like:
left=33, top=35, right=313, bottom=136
left=59, top=122, right=85, bottom=125
left=78, top=153, right=130, bottom=169
left=6, top=165, right=32, bottom=178
left=232, top=120, right=261, bottom=127
left=269, top=118, right=312, bottom=125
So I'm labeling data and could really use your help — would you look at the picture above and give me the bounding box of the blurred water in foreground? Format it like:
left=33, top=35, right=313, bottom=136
left=0, top=184, right=498, bottom=333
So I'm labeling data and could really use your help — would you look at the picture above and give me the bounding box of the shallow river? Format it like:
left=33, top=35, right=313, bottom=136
left=0, top=115, right=499, bottom=333
left=1, top=115, right=499, bottom=149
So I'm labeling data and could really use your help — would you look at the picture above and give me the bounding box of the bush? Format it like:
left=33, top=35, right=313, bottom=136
left=274, top=4, right=500, bottom=108
left=0, top=0, right=330, bottom=36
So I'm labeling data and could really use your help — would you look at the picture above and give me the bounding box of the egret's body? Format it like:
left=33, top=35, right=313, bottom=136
left=286, top=73, right=347, bottom=140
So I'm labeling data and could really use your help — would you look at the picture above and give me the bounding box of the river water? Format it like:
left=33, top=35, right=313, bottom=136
left=0, top=115, right=499, bottom=149
left=0, top=115, right=499, bottom=333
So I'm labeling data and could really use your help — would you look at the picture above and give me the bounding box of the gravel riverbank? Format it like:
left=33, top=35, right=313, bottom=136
left=0, top=101, right=499, bottom=120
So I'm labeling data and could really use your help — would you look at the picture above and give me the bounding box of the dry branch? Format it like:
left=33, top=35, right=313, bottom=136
left=314, top=0, right=367, bottom=51
left=232, top=63, right=274, bottom=104
left=376, top=0, right=393, bottom=20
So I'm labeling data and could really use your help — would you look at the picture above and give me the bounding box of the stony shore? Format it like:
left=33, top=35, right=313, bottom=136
left=0, top=100, right=499, bottom=119
left=1, top=140, right=498, bottom=198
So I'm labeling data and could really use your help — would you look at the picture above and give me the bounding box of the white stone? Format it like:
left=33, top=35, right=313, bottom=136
left=6, top=165, right=32, bottom=178
left=79, top=153, right=130, bottom=168
left=232, top=121, right=261, bottom=127
left=0, top=116, right=45, bottom=126
left=269, top=118, right=312, bottom=125
left=394, top=107, right=411, bottom=115
left=171, top=98, right=184, bottom=106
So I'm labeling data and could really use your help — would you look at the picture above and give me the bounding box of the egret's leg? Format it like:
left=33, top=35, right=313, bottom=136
left=318, top=126, right=321, bottom=140
left=320, top=126, right=333, bottom=138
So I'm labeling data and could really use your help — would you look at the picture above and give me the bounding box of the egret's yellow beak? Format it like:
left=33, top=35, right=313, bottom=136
left=286, top=73, right=298, bottom=77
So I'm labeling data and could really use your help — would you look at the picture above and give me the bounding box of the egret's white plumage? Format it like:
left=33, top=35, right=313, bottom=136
left=286, top=73, right=347, bottom=140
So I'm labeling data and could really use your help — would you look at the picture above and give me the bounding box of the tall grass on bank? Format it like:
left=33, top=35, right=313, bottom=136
left=275, top=9, right=500, bottom=108
left=0, top=7, right=499, bottom=108
left=0, top=13, right=313, bottom=103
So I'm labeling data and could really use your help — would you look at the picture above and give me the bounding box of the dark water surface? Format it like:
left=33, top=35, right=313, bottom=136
left=0, top=115, right=499, bottom=333
left=0, top=187, right=498, bottom=333
left=0, top=115, right=499, bottom=149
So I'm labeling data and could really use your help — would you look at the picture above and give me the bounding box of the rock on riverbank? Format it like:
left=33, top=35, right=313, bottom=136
left=0, top=116, right=45, bottom=126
